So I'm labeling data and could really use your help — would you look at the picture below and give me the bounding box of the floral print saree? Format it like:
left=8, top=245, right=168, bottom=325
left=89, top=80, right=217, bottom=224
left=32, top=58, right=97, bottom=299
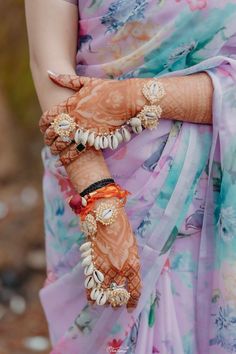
left=40, top=1, right=236, bottom=353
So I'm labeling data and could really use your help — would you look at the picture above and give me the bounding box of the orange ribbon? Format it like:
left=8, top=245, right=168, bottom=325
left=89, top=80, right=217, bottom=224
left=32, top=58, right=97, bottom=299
left=80, top=183, right=131, bottom=220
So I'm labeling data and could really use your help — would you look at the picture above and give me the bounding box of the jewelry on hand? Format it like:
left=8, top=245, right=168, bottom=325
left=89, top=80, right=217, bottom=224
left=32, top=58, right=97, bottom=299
left=136, top=79, right=166, bottom=130
left=68, top=181, right=131, bottom=308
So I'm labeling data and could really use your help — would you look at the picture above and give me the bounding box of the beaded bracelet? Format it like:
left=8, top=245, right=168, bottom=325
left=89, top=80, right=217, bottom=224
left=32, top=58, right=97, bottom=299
left=80, top=178, right=115, bottom=197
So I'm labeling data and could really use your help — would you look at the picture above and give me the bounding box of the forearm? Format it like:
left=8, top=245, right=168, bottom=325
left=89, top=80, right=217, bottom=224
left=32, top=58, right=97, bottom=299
left=66, top=149, right=111, bottom=193
left=161, top=73, right=213, bottom=124
left=133, top=72, right=213, bottom=125
left=30, top=62, right=76, bottom=111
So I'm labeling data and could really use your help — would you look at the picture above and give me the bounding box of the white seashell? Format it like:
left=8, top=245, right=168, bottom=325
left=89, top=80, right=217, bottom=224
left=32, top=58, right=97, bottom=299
left=84, top=263, right=94, bottom=276
left=79, top=241, right=91, bottom=252
left=115, top=130, right=123, bottom=143
left=99, top=136, right=109, bottom=149
left=81, top=255, right=92, bottom=267
left=93, top=269, right=104, bottom=283
left=88, top=132, right=95, bottom=146
left=145, top=111, right=157, bottom=119
left=96, top=291, right=107, bottom=305
left=81, top=197, right=87, bottom=206
left=74, top=129, right=83, bottom=144
left=81, top=249, right=92, bottom=258
left=58, top=119, right=71, bottom=130
left=94, top=135, right=101, bottom=150
left=90, top=287, right=100, bottom=301
left=81, top=130, right=89, bottom=145
left=130, top=117, right=142, bottom=127
left=132, top=125, right=143, bottom=134
left=121, top=127, right=131, bottom=142
left=108, top=135, right=119, bottom=150
left=84, top=275, right=95, bottom=289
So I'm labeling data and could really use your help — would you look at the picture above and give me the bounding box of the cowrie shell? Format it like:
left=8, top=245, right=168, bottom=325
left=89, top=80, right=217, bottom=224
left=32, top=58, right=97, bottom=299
left=81, top=130, right=89, bottom=145
left=130, top=117, right=142, bottom=127
left=121, top=127, right=131, bottom=142
left=84, top=263, right=94, bottom=276
left=81, top=255, right=92, bottom=267
left=79, top=241, right=91, bottom=252
left=81, top=197, right=87, bottom=206
left=96, top=291, right=107, bottom=305
left=115, top=130, right=123, bottom=143
left=94, top=135, right=101, bottom=150
left=74, top=129, right=83, bottom=144
left=81, top=249, right=92, bottom=258
left=132, top=125, right=143, bottom=134
left=88, top=132, right=95, bottom=146
left=90, top=287, right=100, bottom=301
left=85, top=275, right=95, bottom=289
left=93, top=269, right=104, bottom=284
left=109, top=135, right=119, bottom=150
left=99, top=136, right=109, bottom=149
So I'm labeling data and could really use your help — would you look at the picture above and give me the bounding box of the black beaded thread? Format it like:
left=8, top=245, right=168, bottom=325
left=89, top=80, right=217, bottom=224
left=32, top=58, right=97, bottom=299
left=80, top=178, right=115, bottom=197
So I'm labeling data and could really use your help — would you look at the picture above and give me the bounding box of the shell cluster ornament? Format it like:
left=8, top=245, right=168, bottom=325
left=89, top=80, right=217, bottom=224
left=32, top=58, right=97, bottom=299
left=137, top=79, right=166, bottom=130
left=50, top=113, right=76, bottom=141
left=94, top=200, right=119, bottom=226
left=50, top=79, right=165, bottom=152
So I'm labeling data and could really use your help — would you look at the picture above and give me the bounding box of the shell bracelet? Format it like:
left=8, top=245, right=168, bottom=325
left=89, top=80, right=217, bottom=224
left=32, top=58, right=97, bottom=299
left=51, top=79, right=166, bottom=151
left=79, top=199, right=130, bottom=307
left=52, top=113, right=142, bottom=150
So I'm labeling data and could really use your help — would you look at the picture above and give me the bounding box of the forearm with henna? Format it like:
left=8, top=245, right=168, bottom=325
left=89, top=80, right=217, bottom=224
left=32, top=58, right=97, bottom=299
left=128, top=72, right=213, bottom=124
left=65, top=149, right=142, bottom=309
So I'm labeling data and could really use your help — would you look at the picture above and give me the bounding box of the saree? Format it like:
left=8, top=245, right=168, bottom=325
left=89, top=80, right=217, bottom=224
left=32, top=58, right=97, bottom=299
left=39, top=1, right=236, bottom=353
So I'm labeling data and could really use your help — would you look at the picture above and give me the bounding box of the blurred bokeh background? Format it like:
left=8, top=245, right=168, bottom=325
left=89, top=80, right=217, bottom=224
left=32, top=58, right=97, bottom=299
left=0, top=1, right=50, bottom=353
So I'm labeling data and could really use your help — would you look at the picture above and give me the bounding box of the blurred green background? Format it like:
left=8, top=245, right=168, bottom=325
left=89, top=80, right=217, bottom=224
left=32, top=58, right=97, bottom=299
left=0, top=1, right=50, bottom=353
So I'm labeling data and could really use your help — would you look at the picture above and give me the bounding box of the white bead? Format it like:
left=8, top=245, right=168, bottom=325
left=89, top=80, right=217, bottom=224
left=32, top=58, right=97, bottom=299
left=96, top=291, right=107, bottom=305
left=81, top=130, right=89, bottom=145
left=88, top=132, right=95, bottom=146
left=94, top=135, right=101, bottom=150
left=85, top=275, right=95, bottom=289
left=90, top=287, right=100, bottom=300
left=130, top=117, right=142, bottom=127
left=81, top=255, right=92, bottom=267
left=115, top=130, right=123, bottom=143
left=79, top=241, right=91, bottom=252
left=81, top=249, right=92, bottom=258
left=108, top=135, right=119, bottom=150
left=122, top=127, right=131, bottom=142
left=93, top=269, right=104, bottom=283
left=84, top=263, right=94, bottom=276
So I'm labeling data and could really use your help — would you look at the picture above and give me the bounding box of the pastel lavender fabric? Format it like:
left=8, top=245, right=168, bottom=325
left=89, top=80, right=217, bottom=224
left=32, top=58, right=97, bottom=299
left=40, top=1, right=236, bottom=353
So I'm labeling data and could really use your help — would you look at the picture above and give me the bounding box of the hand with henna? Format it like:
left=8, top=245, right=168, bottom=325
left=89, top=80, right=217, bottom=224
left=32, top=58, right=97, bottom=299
left=83, top=197, right=142, bottom=309
left=39, top=71, right=213, bottom=163
left=39, top=73, right=147, bottom=161
left=66, top=150, right=142, bottom=310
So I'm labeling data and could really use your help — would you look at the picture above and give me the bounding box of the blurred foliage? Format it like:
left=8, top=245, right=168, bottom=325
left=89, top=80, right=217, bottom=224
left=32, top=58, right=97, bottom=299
left=0, top=0, right=40, bottom=127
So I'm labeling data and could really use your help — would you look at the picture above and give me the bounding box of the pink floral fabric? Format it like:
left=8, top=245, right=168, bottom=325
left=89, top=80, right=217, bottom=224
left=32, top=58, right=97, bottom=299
left=40, top=1, right=236, bottom=353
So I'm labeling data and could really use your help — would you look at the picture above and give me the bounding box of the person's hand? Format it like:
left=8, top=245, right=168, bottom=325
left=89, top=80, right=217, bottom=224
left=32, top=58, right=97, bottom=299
left=80, top=197, right=142, bottom=310
left=39, top=73, right=146, bottom=157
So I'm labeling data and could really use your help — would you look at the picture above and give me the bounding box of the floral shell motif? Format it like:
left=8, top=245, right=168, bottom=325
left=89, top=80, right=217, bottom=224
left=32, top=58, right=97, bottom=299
left=101, top=0, right=149, bottom=33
